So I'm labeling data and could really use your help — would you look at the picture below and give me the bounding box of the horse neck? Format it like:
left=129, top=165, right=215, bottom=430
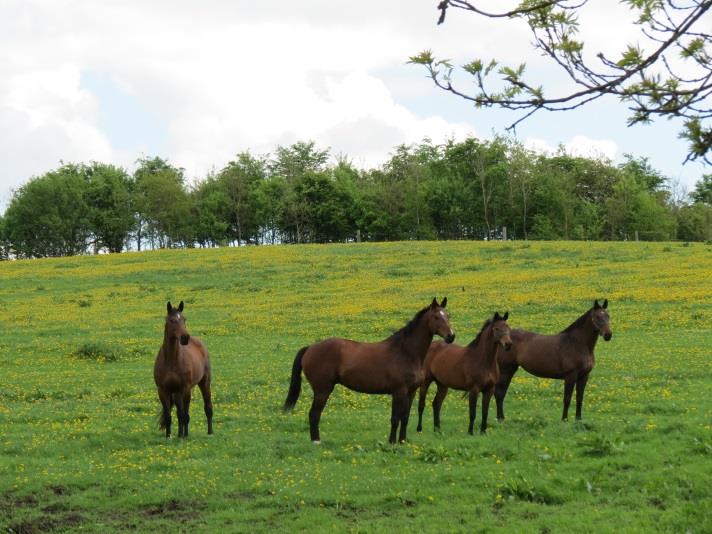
left=400, top=315, right=434, bottom=364
left=162, top=329, right=181, bottom=364
left=469, top=325, right=497, bottom=368
left=566, top=316, right=599, bottom=352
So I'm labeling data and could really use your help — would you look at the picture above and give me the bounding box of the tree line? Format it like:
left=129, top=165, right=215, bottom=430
left=1, top=137, right=711, bottom=259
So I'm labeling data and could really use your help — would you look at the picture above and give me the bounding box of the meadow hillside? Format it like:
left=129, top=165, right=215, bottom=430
left=0, top=241, right=710, bottom=533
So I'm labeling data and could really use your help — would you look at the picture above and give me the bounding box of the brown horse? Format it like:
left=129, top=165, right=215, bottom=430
left=417, top=312, right=512, bottom=435
left=153, top=301, right=213, bottom=438
left=283, top=298, right=455, bottom=444
left=495, top=299, right=612, bottom=422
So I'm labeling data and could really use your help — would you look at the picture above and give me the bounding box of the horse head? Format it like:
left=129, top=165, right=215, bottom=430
left=166, top=301, right=191, bottom=345
left=428, top=297, right=455, bottom=343
left=492, top=311, right=513, bottom=350
left=592, top=299, right=612, bottom=341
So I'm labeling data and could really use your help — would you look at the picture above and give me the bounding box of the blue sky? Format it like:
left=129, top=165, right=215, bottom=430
left=79, top=71, right=168, bottom=156
left=0, top=1, right=708, bottom=209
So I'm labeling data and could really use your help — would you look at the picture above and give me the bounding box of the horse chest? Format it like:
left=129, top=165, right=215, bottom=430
left=159, top=370, right=191, bottom=391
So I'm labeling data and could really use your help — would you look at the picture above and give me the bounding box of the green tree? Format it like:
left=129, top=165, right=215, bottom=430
left=84, top=162, right=134, bottom=253
left=133, top=157, right=192, bottom=249
left=271, top=141, right=332, bottom=243
left=191, top=176, right=231, bottom=247
left=411, top=1, right=712, bottom=162
left=0, top=215, right=8, bottom=260
left=691, top=174, right=712, bottom=205
left=677, top=202, right=712, bottom=240
left=217, top=152, right=267, bottom=245
left=4, top=164, right=90, bottom=258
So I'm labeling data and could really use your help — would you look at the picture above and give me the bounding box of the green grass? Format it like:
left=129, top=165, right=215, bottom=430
left=0, top=241, right=711, bottom=532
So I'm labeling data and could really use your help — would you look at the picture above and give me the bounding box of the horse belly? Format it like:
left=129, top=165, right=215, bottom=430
left=339, top=363, right=394, bottom=394
left=518, top=350, right=565, bottom=379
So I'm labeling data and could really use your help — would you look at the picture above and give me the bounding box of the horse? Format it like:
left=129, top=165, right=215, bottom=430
left=495, top=299, right=612, bottom=422
left=417, top=311, right=512, bottom=435
left=283, top=298, right=455, bottom=444
left=153, top=301, right=213, bottom=438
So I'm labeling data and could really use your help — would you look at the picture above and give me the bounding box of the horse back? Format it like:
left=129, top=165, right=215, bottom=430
left=302, top=337, right=417, bottom=394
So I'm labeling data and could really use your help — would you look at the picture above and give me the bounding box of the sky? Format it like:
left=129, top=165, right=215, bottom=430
left=1, top=0, right=709, bottom=209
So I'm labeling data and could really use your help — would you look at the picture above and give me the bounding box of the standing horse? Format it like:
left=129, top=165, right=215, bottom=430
left=153, top=301, right=213, bottom=438
left=495, top=299, right=612, bottom=422
left=283, top=298, right=455, bottom=444
left=417, top=312, right=512, bottom=435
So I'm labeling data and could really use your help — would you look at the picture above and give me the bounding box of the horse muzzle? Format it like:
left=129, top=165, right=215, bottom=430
left=445, top=333, right=456, bottom=344
left=603, top=332, right=612, bottom=341
left=502, top=341, right=513, bottom=351
left=180, top=334, right=190, bottom=345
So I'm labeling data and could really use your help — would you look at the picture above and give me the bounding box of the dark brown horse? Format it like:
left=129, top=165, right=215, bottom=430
left=495, top=299, right=612, bottom=422
left=283, top=298, right=455, bottom=444
left=153, top=301, right=213, bottom=438
left=417, top=312, right=512, bottom=435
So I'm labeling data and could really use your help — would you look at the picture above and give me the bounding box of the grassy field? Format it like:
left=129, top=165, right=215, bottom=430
left=1, top=241, right=710, bottom=533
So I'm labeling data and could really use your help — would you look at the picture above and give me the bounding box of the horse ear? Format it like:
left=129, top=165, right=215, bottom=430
left=178, top=301, right=184, bottom=312
left=593, top=299, right=600, bottom=309
left=602, top=299, right=608, bottom=309
left=493, top=311, right=501, bottom=321
left=441, top=297, right=447, bottom=308
left=503, top=311, right=509, bottom=321
left=167, top=301, right=172, bottom=314
left=430, top=298, right=438, bottom=309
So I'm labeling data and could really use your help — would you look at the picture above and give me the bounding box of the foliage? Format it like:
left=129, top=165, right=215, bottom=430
left=133, top=157, right=192, bottom=249
left=2, top=139, right=711, bottom=258
left=411, top=1, right=712, bottom=163
left=84, top=162, right=134, bottom=253
left=3, top=164, right=91, bottom=258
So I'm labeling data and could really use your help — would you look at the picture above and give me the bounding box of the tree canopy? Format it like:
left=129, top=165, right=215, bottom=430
left=1, top=138, right=710, bottom=259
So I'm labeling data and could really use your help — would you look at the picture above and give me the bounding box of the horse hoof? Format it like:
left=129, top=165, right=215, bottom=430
left=312, top=440, right=321, bottom=445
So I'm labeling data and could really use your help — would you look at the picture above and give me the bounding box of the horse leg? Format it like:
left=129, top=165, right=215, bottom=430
left=495, top=364, right=518, bottom=421
left=398, top=389, right=417, bottom=443
left=389, top=392, right=408, bottom=444
left=182, top=391, right=192, bottom=438
left=432, top=383, right=449, bottom=432
left=309, top=387, right=332, bottom=444
left=173, top=393, right=185, bottom=437
left=467, top=388, right=480, bottom=435
left=562, top=375, right=576, bottom=421
left=416, top=378, right=432, bottom=433
left=480, top=385, right=494, bottom=434
left=575, top=372, right=591, bottom=421
left=198, top=377, right=214, bottom=435
left=159, top=389, right=172, bottom=438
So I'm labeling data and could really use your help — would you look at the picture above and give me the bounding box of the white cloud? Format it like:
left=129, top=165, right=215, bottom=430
left=525, top=135, right=618, bottom=162
left=565, top=135, right=618, bottom=161
left=0, top=0, right=487, bottom=194
left=0, top=0, right=704, bottom=203
left=0, top=63, right=113, bottom=204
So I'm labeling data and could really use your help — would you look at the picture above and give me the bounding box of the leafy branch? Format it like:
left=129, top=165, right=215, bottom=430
left=411, top=0, right=712, bottom=163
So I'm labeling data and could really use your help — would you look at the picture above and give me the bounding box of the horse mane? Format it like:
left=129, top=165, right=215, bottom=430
left=561, top=308, right=591, bottom=334
left=468, top=318, right=493, bottom=348
left=389, top=306, right=430, bottom=345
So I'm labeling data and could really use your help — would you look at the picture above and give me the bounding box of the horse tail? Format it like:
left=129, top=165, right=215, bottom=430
left=283, top=346, right=307, bottom=412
